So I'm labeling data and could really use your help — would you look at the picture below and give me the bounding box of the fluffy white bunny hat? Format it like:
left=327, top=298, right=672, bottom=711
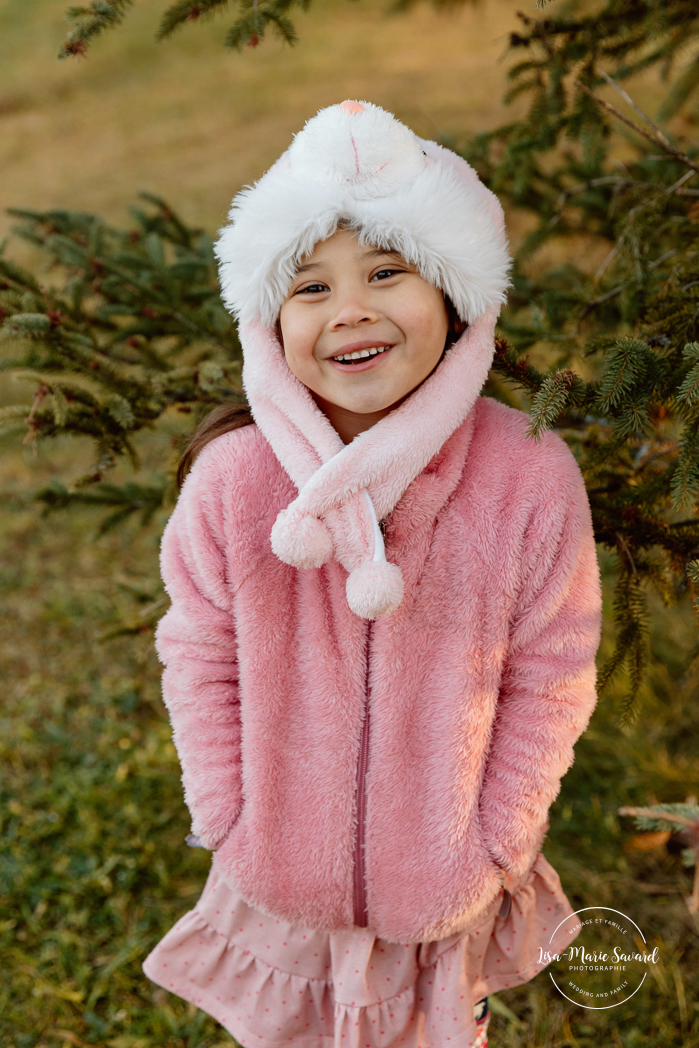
left=217, top=100, right=510, bottom=327
left=214, top=100, right=512, bottom=620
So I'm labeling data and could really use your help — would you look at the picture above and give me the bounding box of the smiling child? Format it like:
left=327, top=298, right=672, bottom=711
left=278, top=227, right=465, bottom=443
left=142, top=101, right=603, bottom=1048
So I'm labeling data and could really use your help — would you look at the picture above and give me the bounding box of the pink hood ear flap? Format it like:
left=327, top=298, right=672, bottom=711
left=239, top=309, right=499, bottom=619
left=271, top=508, right=334, bottom=570
left=271, top=489, right=405, bottom=619
left=346, top=560, right=405, bottom=619
left=345, top=490, right=405, bottom=617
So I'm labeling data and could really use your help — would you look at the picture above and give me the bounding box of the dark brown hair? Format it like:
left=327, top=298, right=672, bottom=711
left=176, top=401, right=254, bottom=491
left=176, top=296, right=466, bottom=491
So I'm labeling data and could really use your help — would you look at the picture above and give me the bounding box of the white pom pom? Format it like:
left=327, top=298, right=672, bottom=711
left=346, top=560, right=405, bottom=619
left=271, top=508, right=333, bottom=569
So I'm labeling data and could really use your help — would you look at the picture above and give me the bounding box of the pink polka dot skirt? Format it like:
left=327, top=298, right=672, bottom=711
left=143, top=852, right=579, bottom=1048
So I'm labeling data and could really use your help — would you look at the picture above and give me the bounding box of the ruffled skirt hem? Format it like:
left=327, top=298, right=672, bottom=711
left=143, top=852, right=577, bottom=1048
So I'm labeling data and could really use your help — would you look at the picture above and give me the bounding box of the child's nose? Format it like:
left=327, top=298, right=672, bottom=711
left=329, top=296, right=380, bottom=329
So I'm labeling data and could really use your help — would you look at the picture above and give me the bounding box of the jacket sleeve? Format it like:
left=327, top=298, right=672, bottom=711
left=154, top=445, right=243, bottom=851
left=479, top=440, right=602, bottom=891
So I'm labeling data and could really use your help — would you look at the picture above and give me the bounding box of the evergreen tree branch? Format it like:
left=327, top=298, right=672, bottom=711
left=597, top=68, right=673, bottom=149
left=33, top=479, right=167, bottom=533
left=491, top=336, right=545, bottom=393
left=59, top=1, right=135, bottom=59
left=525, top=369, right=587, bottom=441
left=157, top=1, right=233, bottom=42
left=574, top=80, right=699, bottom=176
left=597, top=566, right=650, bottom=725
left=0, top=198, right=242, bottom=504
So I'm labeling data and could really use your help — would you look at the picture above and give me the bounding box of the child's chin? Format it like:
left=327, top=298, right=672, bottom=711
left=338, top=392, right=402, bottom=415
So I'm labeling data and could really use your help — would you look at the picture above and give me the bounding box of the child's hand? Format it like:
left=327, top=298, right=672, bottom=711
left=498, top=866, right=524, bottom=896
left=185, top=833, right=207, bottom=849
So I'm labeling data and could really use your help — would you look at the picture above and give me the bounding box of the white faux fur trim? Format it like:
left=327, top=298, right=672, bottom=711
left=215, top=101, right=512, bottom=326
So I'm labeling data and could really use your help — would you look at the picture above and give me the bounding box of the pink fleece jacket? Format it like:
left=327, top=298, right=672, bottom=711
left=155, top=392, right=602, bottom=946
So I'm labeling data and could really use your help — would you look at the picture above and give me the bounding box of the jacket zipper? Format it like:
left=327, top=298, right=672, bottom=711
left=353, top=618, right=372, bottom=927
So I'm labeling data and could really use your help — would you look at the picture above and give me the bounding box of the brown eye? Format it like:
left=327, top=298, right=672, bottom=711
left=296, top=282, right=329, bottom=295
left=371, top=268, right=403, bottom=281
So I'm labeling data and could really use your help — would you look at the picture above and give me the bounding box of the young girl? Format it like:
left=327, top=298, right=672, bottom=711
left=142, top=101, right=602, bottom=1047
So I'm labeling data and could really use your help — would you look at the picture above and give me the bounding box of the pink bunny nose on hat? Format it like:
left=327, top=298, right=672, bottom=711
left=339, top=100, right=365, bottom=114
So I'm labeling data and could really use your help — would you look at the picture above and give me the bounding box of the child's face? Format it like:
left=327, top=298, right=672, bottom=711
left=278, top=228, right=450, bottom=420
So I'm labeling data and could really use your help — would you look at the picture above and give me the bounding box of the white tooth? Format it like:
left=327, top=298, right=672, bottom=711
left=333, top=346, right=389, bottom=362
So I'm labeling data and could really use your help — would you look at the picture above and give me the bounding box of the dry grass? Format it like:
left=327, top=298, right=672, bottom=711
left=1, top=1, right=688, bottom=265
left=0, top=0, right=526, bottom=243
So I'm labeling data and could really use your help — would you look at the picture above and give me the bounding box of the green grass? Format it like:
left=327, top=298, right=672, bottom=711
left=1, top=430, right=699, bottom=1045
left=0, top=448, right=231, bottom=1045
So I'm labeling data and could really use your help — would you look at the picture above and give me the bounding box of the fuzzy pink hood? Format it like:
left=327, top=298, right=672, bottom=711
left=214, top=101, right=512, bottom=619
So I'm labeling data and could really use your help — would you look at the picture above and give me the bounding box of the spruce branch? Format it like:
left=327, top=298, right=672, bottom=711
left=550, top=175, right=623, bottom=226
left=491, top=337, right=544, bottom=393
left=525, top=369, right=587, bottom=441
left=59, top=0, right=310, bottom=54
left=157, top=0, right=232, bottom=42
left=0, top=196, right=242, bottom=523
left=225, top=0, right=303, bottom=50
left=596, top=338, right=657, bottom=412
left=671, top=417, right=699, bottom=509
left=615, top=530, right=638, bottom=580
left=59, top=0, right=134, bottom=59
left=33, top=479, right=166, bottom=534
left=597, top=68, right=673, bottom=152
left=597, top=567, right=650, bottom=725
left=574, top=79, right=699, bottom=177
left=676, top=342, right=699, bottom=406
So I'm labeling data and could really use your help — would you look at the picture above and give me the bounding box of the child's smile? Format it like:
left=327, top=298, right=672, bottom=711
left=328, top=340, right=394, bottom=370
left=278, top=227, right=452, bottom=443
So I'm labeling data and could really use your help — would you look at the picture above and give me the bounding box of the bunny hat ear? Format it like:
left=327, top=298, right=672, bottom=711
left=214, top=101, right=512, bottom=620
